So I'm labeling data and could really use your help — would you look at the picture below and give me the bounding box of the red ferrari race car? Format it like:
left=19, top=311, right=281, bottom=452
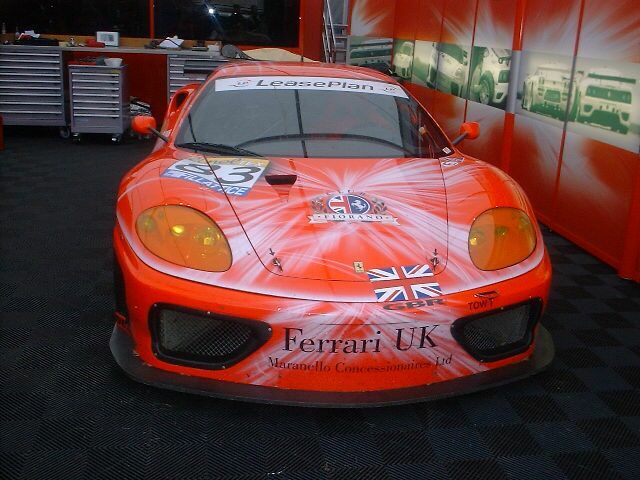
left=111, top=52, right=553, bottom=407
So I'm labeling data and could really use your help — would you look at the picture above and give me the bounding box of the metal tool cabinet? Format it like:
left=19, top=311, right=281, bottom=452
left=0, top=45, right=68, bottom=136
left=167, top=52, right=227, bottom=101
left=69, top=64, right=129, bottom=143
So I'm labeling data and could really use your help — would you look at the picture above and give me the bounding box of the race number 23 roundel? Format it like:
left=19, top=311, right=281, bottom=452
left=162, top=157, right=269, bottom=197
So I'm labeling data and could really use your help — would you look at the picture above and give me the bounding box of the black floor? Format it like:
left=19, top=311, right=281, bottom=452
left=1, top=128, right=640, bottom=480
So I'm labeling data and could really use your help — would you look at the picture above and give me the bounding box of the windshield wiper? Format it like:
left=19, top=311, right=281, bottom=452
left=175, top=142, right=262, bottom=157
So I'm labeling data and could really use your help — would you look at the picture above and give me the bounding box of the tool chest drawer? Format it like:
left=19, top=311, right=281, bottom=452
left=167, top=53, right=226, bottom=101
left=0, top=46, right=67, bottom=127
left=69, top=64, right=129, bottom=141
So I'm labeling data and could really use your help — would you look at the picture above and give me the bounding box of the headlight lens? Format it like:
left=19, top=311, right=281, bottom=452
left=136, top=205, right=232, bottom=272
left=468, top=207, right=536, bottom=270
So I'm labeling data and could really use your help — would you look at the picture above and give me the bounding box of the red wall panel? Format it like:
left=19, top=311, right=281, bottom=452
left=429, top=91, right=467, bottom=139
left=440, top=0, right=477, bottom=45
left=462, top=103, right=505, bottom=167
left=554, top=136, right=639, bottom=267
left=508, top=0, right=580, bottom=230
left=551, top=0, right=640, bottom=272
left=578, top=0, right=640, bottom=64
left=474, top=0, right=517, bottom=49
left=349, top=0, right=397, bottom=37
left=382, top=0, right=640, bottom=279
left=301, top=0, right=324, bottom=61
left=509, top=115, right=563, bottom=217
left=521, top=0, right=583, bottom=55
left=405, top=82, right=436, bottom=112
left=415, top=0, right=445, bottom=41
left=394, top=0, right=421, bottom=39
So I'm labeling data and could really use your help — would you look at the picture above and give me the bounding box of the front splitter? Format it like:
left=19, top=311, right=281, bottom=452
left=110, top=325, right=554, bottom=408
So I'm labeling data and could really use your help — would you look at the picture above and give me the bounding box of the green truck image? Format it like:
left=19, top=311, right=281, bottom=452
left=522, top=63, right=577, bottom=120
left=469, top=48, right=511, bottom=106
left=573, top=68, right=634, bottom=135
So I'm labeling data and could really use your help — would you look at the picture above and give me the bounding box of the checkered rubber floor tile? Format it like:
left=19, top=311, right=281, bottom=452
left=1, top=128, right=639, bottom=479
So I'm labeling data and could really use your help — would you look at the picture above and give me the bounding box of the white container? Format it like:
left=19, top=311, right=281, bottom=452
left=105, top=57, right=123, bottom=67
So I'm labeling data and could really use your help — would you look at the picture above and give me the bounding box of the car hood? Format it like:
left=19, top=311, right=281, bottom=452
left=220, top=156, right=449, bottom=282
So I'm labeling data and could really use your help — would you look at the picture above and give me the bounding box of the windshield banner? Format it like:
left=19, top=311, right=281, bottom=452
left=215, top=76, right=408, bottom=98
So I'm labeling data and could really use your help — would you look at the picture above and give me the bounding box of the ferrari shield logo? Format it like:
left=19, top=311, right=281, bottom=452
left=327, top=194, right=371, bottom=214
left=353, top=261, right=365, bottom=273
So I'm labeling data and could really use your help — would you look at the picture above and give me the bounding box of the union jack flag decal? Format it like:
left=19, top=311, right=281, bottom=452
left=367, top=264, right=442, bottom=303
left=367, top=267, right=400, bottom=282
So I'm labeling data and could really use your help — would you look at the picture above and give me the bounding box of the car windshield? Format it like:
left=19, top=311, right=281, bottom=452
left=176, top=75, right=451, bottom=158
left=586, top=86, right=632, bottom=104
left=540, top=69, right=569, bottom=82
left=400, top=44, right=413, bottom=55
left=439, top=44, right=467, bottom=64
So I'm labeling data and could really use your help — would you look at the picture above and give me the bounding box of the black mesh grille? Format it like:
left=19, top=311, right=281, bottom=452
left=150, top=306, right=270, bottom=369
left=452, top=299, right=541, bottom=362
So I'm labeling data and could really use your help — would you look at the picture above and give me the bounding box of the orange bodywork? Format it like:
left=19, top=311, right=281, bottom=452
left=111, top=62, right=553, bottom=406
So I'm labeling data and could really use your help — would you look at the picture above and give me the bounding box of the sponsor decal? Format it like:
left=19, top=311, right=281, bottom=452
left=267, top=323, right=454, bottom=374
left=441, top=156, right=463, bottom=167
left=267, top=357, right=443, bottom=373
left=309, top=192, right=399, bottom=225
left=215, top=76, right=408, bottom=98
left=468, top=297, right=496, bottom=310
left=282, top=325, right=439, bottom=354
left=383, top=298, right=444, bottom=310
left=469, top=291, right=500, bottom=310
left=367, top=264, right=443, bottom=303
left=162, top=156, right=269, bottom=196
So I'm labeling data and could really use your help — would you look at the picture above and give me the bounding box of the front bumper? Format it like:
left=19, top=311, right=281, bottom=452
left=580, top=107, right=630, bottom=128
left=493, top=84, right=508, bottom=104
left=112, top=217, right=553, bottom=405
left=111, top=323, right=554, bottom=408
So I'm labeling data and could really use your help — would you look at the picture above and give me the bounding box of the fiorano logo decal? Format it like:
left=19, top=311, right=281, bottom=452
left=309, top=192, right=399, bottom=225
left=215, top=76, right=409, bottom=98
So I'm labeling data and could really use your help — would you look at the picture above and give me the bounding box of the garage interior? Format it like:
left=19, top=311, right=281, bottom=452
left=1, top=1, right=639, bottom=479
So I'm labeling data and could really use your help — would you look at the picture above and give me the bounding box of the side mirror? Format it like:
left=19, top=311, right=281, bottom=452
left=132, top=115, right=156, bottom=135
left=131, top=115, right=167, bottom=142
left=452, top=121, right=480, bottom=145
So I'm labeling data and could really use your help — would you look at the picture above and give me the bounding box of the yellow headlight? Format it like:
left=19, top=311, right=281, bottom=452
left=468, top=207, right=536, bottom=270
left=136, top=205, right=232, bottom=272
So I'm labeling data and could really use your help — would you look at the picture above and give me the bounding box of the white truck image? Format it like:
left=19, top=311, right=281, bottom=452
left=469, top=48, right=511, bottom=106
left=433, top=43, right=469, bottom=97
left=573, top=68, right=634, bottom=135
left=393, top=41, right=414, bottom=79
left=347, top=38, right=392, bottom=73
left=522, top=63, right=577, bottom=120
left=410, top=41, right=438, bottom=88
